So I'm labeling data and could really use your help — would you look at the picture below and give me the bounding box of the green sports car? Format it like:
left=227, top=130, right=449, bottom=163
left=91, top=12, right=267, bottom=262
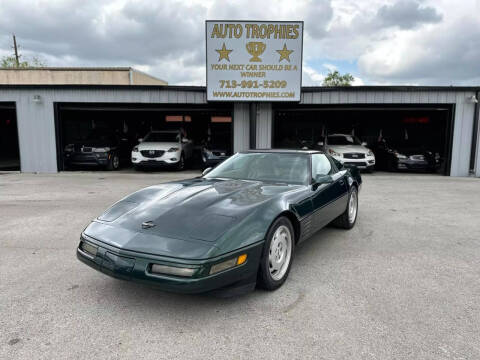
left=77, top=149, right=362, bottom=295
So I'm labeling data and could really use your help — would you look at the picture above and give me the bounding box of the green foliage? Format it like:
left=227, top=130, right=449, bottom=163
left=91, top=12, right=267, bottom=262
left=1, top=55, right=46, bottom=68
left=322, top=70, right=355, bottom=87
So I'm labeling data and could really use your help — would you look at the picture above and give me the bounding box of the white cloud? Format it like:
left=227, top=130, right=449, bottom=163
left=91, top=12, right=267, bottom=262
left=0, top=0, right=478, bottom=85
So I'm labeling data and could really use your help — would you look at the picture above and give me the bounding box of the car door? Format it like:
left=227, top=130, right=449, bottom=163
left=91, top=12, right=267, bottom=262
left=310, top=154, right=349, bottom=231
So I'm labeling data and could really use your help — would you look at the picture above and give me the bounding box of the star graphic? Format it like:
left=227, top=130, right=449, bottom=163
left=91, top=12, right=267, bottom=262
left=276, top=43, right=294, bottom=62
left=216, top=43, right=233, bottom=62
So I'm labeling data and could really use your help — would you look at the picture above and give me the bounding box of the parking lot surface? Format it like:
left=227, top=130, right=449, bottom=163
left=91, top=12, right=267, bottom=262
left=1, top=171, right=479, bottom=360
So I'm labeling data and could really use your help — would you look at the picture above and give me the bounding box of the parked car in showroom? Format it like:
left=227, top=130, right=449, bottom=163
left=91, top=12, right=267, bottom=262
left=371, top=138, right=441, bottom=172
left=200, top=128, right=230, bottom=168
left=64, top=128, right=131, bottom=170
left=201, top=145, right=229, bottom=168
left=131, top=130, right=194, bottom=170
left=77, top=150, right=362, bottom=295
left=320, top=134, right=375, bottom=171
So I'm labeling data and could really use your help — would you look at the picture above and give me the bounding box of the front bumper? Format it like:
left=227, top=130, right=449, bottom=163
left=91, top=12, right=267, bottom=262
left=333, top=155, right=375, bottom=170
left=131, top=150, right=181, bottom=167
left=65, top=152, right=110, bottom=166
left=77, top=233, right=263, bottom=295
left=396, top=158, right=436, bottom=171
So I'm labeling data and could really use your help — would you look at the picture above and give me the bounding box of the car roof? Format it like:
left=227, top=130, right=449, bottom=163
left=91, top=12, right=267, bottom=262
left=244, top=148, right=323, bottom=155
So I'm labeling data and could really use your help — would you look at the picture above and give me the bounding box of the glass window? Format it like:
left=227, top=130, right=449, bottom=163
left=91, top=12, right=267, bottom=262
left=327, top=135, right=362, bottom=145
left=204, top=152, right=309, bottom=185
left=144, top=132, right=180, bottom=142
left=311, top=154, right=332, bottom=177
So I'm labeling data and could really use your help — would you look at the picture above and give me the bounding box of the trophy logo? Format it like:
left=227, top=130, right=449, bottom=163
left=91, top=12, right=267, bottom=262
left=246, top=42, right=266, bottom=62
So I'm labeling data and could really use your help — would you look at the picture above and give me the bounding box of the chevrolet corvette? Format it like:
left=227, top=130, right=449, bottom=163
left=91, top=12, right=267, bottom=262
left=77, top=150, right=362, bottom=295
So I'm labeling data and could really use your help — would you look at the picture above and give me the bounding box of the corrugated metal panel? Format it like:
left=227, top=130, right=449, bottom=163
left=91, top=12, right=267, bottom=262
left=256, top=103, right=272, bottom=149
left=233, top=103, right=249, bottom=153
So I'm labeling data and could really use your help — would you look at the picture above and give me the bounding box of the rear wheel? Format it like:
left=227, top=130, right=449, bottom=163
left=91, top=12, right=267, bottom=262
left=257, top=217, right=295, bottom=291
left=332, top=186, right=358, bottom=229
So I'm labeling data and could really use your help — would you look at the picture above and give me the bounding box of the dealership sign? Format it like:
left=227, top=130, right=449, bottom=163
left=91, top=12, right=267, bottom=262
left=206, top=21, right=303, bottom=102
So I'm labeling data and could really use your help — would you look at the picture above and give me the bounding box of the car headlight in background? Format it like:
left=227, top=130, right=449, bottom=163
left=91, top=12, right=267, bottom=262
left=132, top=146, right=139, bottom=152
left=209, top=254, right=247, bottom=275
left=367, top=149, right=374, bottom=156
left=167, top=147, right=180, bottom=152
left=93, top=147, right=110, bottom=153
left=328, top=149, right=342, bottom=157
left=394, top=152, right=407, bottom=159
left=64, top=144, right=74, bottom=152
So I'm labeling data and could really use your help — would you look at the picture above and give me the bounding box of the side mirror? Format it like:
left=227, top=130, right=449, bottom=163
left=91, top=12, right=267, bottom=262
left=361, top=142, right=367, bottom=146
left=138, top=138, right=143, bottom=143
left=314, top=174, right=333, bottom=184
left=202, top=167, right=213, bottom=176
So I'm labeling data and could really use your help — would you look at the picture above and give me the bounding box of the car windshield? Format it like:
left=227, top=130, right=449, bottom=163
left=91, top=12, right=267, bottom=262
left=144, top=132, right=179, bottom=142
left=204, top=152, right=310, bottom=185
left=327, top=135, right=362, bottom=146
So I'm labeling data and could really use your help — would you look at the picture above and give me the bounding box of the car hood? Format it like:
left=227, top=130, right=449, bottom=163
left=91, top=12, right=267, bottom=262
left=83, top=178, right=300, bottom=259
left=326, top=145, right=369, bottom=153
left=137, top=142, right=179, bottom=151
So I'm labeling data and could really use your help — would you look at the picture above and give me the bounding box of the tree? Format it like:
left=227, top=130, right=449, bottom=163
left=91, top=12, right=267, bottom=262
left=1, top=55, right=46, bottom=68
left=322, top=70, right=354, bottom=87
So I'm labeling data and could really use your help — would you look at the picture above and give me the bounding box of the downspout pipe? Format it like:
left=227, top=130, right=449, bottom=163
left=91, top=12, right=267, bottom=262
left=249, top=103, right=257, bottom=149
left=469, top=90, right=479, bottom=174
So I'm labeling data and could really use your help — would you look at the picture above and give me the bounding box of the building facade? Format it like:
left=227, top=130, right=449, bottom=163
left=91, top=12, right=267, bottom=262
left=0, top=84, right=479, bottom=177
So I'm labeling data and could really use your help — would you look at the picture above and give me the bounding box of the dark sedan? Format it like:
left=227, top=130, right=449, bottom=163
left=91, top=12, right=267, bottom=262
left=77, top=150, right=362, bottom=295
left=372, top=138, right=441, bottom=172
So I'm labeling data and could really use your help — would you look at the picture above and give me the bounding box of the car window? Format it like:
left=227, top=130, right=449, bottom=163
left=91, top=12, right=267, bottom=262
left=144, top=132, right=179, bottom=142
left=204, top=152, right=309, bottom=185
left=311, top=154, right=332, bottom=177
left=327, top=135, right=361, bottom=145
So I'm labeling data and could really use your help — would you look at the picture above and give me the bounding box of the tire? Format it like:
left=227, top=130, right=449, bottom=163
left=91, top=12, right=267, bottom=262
left=176, top=153, right=185, bottom=171
left=332, top=186, right=358, bottom=229
left=257, top=216, right=295, bottom=291
left=107, top=153, right=120, bottom=170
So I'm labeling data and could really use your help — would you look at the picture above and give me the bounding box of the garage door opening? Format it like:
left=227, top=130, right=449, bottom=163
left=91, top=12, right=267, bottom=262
left=0, top=102, right=20, bottom=171
left=55, top=103, right=233, bottom=171
left=273, top=104, right=454, bottom=175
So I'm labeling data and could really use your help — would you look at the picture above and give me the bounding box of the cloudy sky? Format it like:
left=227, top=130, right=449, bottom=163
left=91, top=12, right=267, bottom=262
left=0, top=0, right=479, bottom=86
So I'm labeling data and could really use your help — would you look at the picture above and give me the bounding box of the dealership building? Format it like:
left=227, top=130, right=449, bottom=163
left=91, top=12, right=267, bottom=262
left=0, top=67, right=479, bottom=177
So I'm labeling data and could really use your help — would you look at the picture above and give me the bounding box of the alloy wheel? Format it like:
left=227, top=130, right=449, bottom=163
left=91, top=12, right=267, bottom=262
left=268, top=225, right=292, bottom=281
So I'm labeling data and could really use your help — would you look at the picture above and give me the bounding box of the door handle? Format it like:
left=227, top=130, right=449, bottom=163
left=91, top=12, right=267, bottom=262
left=339, top=179, right=345, bottom=186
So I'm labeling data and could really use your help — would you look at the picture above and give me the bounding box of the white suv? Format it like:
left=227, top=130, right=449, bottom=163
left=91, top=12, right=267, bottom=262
left=321, top=134, right=375, bottom=171
left=131, top=130, right=194, bottom=170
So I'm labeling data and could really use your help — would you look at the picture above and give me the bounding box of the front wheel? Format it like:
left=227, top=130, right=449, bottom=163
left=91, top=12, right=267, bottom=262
left=176, top=154, right=185, bottom=171
left=332, top=186, right=358, bottom=229
left=257, top=216, right=295, bottom=291
left=107, top=153, right=120, bottom=170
